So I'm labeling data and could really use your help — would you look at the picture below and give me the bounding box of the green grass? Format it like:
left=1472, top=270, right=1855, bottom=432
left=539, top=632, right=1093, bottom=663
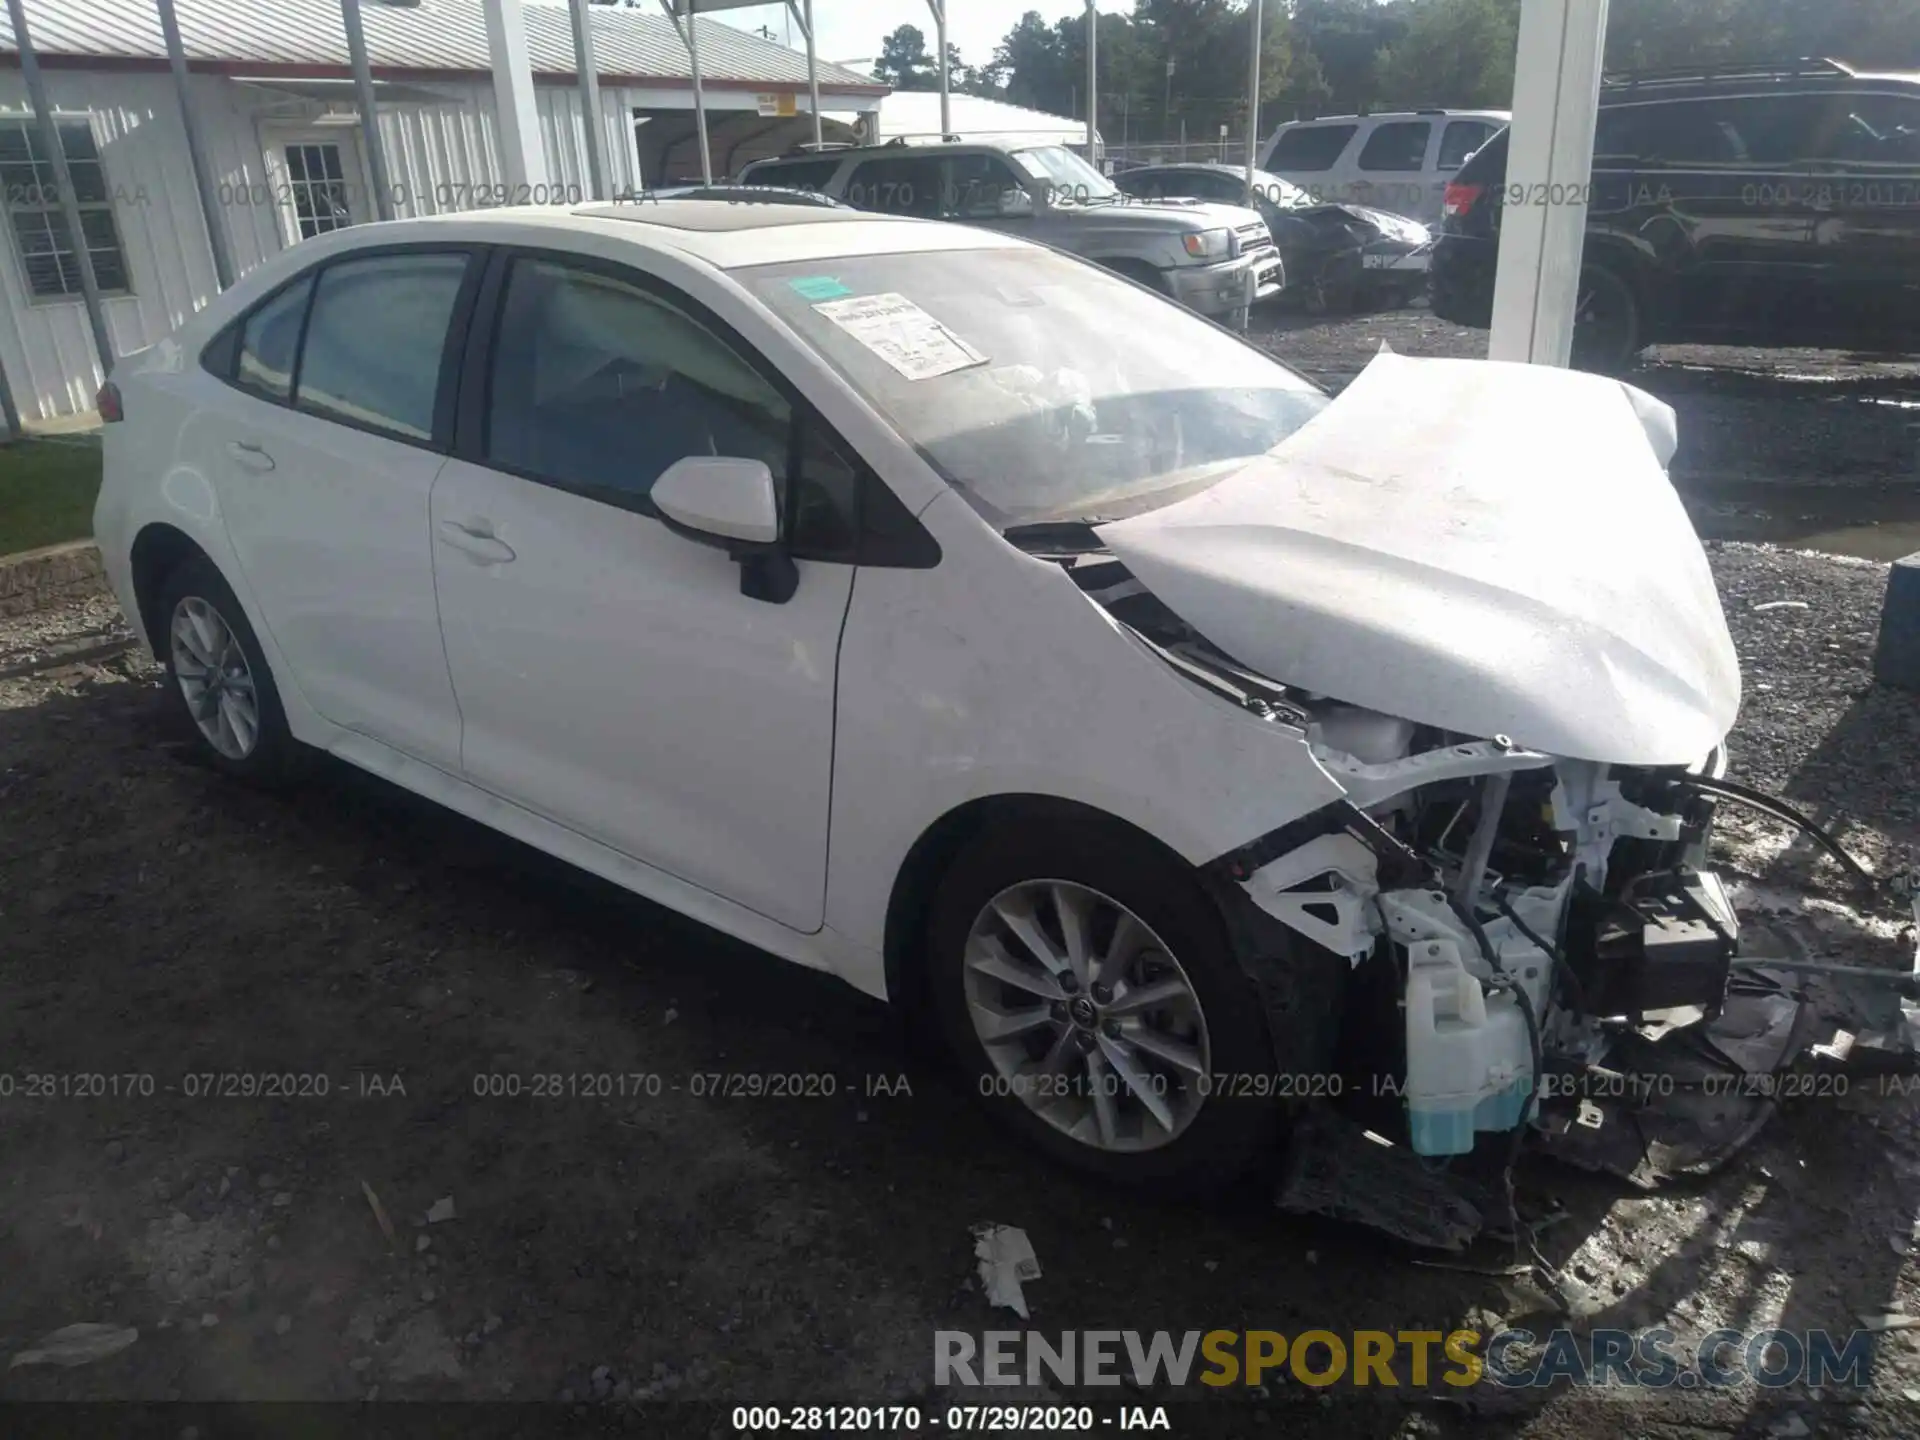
left=0, top=436, right=103, bottom=557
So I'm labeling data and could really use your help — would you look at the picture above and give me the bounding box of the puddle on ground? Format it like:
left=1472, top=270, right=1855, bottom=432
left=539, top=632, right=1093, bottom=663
left=1684, top=483, right=1920, bottom=561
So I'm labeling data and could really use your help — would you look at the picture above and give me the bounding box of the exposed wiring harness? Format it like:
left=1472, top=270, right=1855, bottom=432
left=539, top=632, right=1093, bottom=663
left=1678, top=773, right=1890, bottom=895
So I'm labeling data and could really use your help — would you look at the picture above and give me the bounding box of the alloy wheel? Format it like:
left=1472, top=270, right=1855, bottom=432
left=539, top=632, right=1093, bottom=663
left=170, top=595, right=260, bottom=761
left=962, top=879, right=1212, bottom=1153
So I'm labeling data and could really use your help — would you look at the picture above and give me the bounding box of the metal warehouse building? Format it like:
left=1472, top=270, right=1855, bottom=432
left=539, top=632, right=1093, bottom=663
left=0, top=0, right=887, bottom=423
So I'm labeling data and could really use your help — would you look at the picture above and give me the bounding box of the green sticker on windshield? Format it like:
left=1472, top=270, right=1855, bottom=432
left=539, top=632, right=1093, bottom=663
left=789, top=275, right=852, bottom=301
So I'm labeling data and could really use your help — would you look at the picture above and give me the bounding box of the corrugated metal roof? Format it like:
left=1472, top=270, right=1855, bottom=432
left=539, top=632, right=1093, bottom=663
left=0, top=0, right=885, bottom=92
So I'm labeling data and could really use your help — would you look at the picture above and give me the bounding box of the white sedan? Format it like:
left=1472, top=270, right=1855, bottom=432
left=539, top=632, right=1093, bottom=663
left=97, top=200, right=1741, bottom=1189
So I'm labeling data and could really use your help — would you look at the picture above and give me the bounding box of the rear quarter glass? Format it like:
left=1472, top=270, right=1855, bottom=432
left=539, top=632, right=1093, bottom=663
left=1455, top=129, right=1509, bottom=184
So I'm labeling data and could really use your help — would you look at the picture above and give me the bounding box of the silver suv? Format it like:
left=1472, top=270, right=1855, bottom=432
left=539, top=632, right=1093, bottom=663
left=737, top=141, right=1282, bottom=328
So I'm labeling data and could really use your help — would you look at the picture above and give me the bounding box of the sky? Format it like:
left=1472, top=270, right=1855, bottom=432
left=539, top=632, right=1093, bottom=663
left=707, top=1, right=1133, bottom=75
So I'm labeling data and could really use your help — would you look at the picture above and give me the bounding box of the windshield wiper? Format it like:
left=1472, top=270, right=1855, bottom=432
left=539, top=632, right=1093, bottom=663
left=1002, top=520, right=1111, bottom=554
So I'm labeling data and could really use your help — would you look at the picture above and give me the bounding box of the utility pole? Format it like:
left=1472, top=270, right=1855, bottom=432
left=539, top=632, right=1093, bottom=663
left=1085, top=0, right=1097, bottom=161
left=1242, top=0, right=1263, bottom=204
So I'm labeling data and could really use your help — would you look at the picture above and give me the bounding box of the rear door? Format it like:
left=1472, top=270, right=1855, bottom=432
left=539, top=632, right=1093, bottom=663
left=1350, top=119, right=1432, bottom=221
left=1264, top=122, right=1359, bottom=204
left=1622, top=95, right=1821, bottom=339
left=428, top=249, right=859, bottom=933
left=1800, top=89, right=1920, bottom=340
left=841, top=153, right=944, bottom=219
left=204, top=245, right=479, bottom=771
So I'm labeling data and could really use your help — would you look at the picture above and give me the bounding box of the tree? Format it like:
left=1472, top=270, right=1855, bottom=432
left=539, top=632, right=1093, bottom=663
left=875, top=24, right=936, bottom=90
left=1374, top=0, right=1521, bottom=110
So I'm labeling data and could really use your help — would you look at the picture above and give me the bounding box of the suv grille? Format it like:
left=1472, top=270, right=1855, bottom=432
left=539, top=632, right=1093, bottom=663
left=1235, top=222, right=1275, bottom=258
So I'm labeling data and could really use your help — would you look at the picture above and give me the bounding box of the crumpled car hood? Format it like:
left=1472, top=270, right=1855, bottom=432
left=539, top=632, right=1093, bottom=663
left=1095, top=352, right=1739, bottom=766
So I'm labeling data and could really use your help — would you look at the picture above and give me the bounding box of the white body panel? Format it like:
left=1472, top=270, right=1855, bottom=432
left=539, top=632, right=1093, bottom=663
left=1258, top=111, right=1511, bottom=226
left=211, top=395, right=461, bottom=771
left=430, top=456, right=853, bottom=934
left=1099, top=352, right=1739, bottom=767
left=96, top=205, right=1738, bottom=1023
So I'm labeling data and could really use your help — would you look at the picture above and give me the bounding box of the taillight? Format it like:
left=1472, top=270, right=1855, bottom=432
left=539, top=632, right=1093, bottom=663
left=97, top=380, right=123, bottom=423
left=1441, top=182, right=1483, bottom=219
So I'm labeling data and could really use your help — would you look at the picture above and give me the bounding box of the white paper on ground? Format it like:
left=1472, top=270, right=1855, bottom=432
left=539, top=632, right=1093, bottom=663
left=813, top=293, right=986, bottom=381
left=972, top=1223, right=1041, bottom=1318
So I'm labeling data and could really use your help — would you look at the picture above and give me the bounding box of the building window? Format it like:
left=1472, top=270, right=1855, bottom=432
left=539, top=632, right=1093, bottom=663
left=285, top=143, right=354, bottom=239
left=0, top=118, right=130, bottom=299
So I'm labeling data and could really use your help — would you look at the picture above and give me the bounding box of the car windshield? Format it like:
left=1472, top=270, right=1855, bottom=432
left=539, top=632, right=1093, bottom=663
left=1009, top=145, right=1119, bottom=202
left=738, top=247, right=1326, bottom=528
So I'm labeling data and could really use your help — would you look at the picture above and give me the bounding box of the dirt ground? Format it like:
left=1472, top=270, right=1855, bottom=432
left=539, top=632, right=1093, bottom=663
left=6, top=315, right=1920, bottom=1438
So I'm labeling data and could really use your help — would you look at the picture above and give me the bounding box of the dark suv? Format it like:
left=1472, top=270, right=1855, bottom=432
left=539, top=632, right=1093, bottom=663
left=1428, top=59, right=1920, bottom=370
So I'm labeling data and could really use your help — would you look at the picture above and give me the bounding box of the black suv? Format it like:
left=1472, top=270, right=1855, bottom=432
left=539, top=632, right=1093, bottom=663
left=1428, top=59, right=1920, bottom=370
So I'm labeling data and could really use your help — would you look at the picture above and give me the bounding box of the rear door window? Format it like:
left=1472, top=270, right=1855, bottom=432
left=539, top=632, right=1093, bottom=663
left=1357, top=121, right=1432, bottom=172
left=945, top=153, right=1030, bottom=217
left=1636, top=99, right=1750, bottom=167
left=232, top=273, right=315, bottom=403
left=1437, top=120, right=1495, bottom=171
left=1811, top=93, right=1920, bottom=165
left=844, top=155, right=942, bottom=217
left=294, top=251, right=468, bottom=443
left=1268, top=124, right=1357, bottom=172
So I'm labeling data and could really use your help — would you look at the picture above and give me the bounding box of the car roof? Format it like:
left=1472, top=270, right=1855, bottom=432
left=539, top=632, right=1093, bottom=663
left=287, top=201, right=1030, bottom=272
left=1278, top=110, right=1509, bottom=124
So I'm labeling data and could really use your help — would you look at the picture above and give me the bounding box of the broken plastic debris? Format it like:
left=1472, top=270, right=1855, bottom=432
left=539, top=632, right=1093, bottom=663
left=1862, top=1313, right=1920, bottom=1332
left=360, top=1179, right=399, bottom=1252
left=972, top=1224, right=1041, bottom=1319
left=1752, top=600, right=1810, bottom=613
left=426, top=1196, right=457, bottom=1224
left=10, top=1322, right=138, bottom=1368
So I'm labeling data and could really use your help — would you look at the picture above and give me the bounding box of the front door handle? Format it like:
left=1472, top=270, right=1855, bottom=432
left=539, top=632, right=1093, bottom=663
left=226, top=440, right=275, bottom=472
left=437, top=519, right=516, bottom=565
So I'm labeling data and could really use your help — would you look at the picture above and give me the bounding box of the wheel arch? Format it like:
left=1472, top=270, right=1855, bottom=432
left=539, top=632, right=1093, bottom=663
left=129, top=522, right=213, bottom=658
left=881, top=792, right=1207, bottom=1021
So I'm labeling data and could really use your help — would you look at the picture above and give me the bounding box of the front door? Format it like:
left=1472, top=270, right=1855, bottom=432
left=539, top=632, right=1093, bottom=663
left=429, top=251, right=856, bottom=933
left=261, top=129, right=373, bottom=248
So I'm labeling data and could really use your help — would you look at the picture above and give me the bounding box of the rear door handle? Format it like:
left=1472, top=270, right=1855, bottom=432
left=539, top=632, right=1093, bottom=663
left=226, top=440, right=275, bottom=472
left=437, top=519, right=516, bottom=565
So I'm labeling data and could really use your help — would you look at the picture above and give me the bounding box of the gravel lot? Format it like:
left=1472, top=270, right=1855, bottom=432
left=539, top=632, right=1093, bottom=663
left=5, top=314, right=1920, bottom=1437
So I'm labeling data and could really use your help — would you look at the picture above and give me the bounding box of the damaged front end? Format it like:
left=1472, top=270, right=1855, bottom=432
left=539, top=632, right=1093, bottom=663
left=1072, top=552, right=1798, bottom=1244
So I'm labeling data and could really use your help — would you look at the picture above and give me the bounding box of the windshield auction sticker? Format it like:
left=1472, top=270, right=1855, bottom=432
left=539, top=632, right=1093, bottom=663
left=812, top=292, right=987, bottom=381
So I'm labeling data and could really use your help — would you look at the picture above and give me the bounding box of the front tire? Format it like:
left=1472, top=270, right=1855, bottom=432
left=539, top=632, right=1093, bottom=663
left=157, top=555, right=305, bottom=787
left=926, top=818, right=1284, bottom=1193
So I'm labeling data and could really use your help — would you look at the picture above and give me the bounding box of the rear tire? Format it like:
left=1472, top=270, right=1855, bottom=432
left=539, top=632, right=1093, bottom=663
left=157, top=555, right=305, bottom=788
left=926, top=817, right=1285, bottom=1194
left=1570, top=263, right=1643, bottom=375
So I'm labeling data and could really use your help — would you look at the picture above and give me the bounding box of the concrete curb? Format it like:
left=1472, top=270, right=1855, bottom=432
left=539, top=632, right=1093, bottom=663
left=0, top=539, right=108, bottom=618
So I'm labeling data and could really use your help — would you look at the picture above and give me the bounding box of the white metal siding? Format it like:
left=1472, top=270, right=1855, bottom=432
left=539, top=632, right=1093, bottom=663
left=0, top=69, right=654, bottom=421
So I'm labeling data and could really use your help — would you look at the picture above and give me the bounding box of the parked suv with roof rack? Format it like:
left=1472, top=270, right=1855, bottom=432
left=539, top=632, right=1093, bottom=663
left=1428, top=58, right=1920, bottom=371
left=1257, top=110, right=1511, bottom=226
left=736, top=139, right=1283, bottom=329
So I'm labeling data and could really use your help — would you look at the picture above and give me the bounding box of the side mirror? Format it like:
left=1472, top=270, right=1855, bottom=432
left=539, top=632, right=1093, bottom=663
left=651, top=455, right=797, bottom=603
left=652, top=455, right=779, bottom=546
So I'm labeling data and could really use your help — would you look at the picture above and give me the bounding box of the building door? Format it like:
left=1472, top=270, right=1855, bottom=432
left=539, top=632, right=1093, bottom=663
left=260, top=129, right=373, bottom=248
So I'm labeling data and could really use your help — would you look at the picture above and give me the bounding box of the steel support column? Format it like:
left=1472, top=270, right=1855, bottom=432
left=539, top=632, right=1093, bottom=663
left=5, top=0, right=113, bottom=371
left=1487, top=0, right=1610, bottom=366
left=341, top=0, right=397, bottom=219
left=785, top=0, right=822, bottom=150
left=568, top=0, right=610, bottom=199
left=925, top=0, right=949, bottom=138
left=486, top=0, right=551, bottom=192
left=660, top=1, right=713, bottom=184
left=157, top=0, right=235, bottom=289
